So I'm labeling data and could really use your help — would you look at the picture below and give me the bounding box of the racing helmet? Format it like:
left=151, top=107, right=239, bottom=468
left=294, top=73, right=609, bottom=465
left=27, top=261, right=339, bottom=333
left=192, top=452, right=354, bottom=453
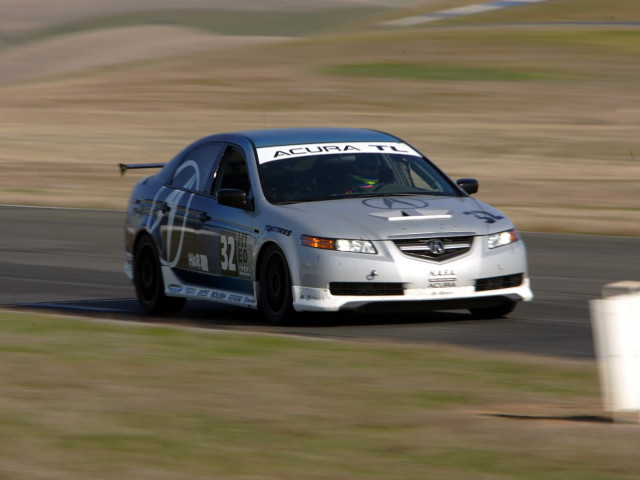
left=349, top=157, right=380, bottom=191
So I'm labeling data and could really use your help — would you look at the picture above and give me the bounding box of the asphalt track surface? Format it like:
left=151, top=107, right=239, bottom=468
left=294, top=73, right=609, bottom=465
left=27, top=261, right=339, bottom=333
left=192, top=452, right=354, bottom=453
left=1, top=205, right=638, bottom=359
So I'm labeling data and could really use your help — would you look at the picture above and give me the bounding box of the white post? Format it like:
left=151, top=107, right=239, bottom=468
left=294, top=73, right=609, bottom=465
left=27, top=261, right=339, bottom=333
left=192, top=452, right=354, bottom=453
left=590, top=281, right=640, bottom=423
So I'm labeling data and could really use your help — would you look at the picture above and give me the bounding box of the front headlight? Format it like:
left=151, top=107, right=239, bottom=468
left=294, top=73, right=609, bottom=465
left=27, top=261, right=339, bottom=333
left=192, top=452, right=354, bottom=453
left=302, top=235, right=377, bottom=254
left=487, top=229, right=519, bottom=249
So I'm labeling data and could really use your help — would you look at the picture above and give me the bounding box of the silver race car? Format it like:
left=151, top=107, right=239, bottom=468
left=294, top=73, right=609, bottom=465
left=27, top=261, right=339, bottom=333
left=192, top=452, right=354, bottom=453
left=122, top=128, right=533, bottom=323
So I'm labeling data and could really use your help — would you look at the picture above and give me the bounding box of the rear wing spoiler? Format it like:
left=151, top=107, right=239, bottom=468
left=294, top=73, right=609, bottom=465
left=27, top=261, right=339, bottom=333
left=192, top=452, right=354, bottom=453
left=119, top=163, right=165, bottom=176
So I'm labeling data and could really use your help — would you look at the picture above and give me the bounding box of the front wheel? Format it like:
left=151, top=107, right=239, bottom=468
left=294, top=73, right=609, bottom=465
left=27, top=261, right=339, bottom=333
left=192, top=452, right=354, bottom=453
left=259, top=245, right=295, bottom=325
left=469, top=299, right=517, bottom=319
left=133, top=235, right=186, bottom=314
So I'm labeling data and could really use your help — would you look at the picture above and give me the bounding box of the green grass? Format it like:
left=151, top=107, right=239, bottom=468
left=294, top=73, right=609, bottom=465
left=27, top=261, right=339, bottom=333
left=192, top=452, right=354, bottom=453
left=323, top=62, right=561, bottom=81
left=304, top=25, right=638, bottom=86
left=310, top=26, right=640, bottom=58
left=440, top=29, right=640, bottom=55
left=2, top=310, right=636, bottom=480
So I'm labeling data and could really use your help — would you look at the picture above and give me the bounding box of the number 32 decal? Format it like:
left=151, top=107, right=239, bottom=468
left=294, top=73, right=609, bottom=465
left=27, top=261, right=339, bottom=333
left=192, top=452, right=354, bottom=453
left=220, top=234, right=237, bottom=273
left=220, top=232, right=251, bottom=278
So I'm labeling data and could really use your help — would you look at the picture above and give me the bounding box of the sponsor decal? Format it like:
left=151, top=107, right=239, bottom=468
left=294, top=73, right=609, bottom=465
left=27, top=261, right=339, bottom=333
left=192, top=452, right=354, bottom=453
left=300, top=294, right=324, bottom=301
left=428, top=281, right=456, bottom=288
left=363, top=197, right=429, bottom=209
left=210, top=291, right=227, bottom=301
left=236, top=234, right=251, bottom=279
left=428, top=269, right=457, bottom=289
left=430, top=290, right=455, bottom=296
left=165, top=281, right=256, bottom=307
left=188, top=253, right=209, bottom=272
left=463, top=210, right=504, bottom=224
left=274, top=144, right=361, bottom=158
left=429, top=269, right=456, bottom=277
left=256, top=142, right=421, bottom=163
left=265, top=224, right=292, bottom=236
left=146, top=160, right=201, bottom=268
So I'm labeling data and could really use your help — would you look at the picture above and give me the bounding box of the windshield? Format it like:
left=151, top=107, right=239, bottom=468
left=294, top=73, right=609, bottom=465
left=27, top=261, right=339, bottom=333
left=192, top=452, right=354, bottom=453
left=260, top=152, right=460, bottom=204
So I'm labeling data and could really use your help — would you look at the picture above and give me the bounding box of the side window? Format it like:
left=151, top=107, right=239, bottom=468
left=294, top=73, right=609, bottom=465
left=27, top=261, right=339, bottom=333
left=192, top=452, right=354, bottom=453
left=170, top=143, right=224, bottom=194
left=398, top=156, right=454, bottom=194
left=212, top=147, right=251, bottom=195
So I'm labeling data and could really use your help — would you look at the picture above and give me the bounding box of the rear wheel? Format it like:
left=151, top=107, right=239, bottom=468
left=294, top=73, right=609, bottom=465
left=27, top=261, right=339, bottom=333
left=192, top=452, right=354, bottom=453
left=469, top=299, right=516, bottom=319
left=134, top=235, right=186, bottom=314
left=259, top=245, right=295, bottom=324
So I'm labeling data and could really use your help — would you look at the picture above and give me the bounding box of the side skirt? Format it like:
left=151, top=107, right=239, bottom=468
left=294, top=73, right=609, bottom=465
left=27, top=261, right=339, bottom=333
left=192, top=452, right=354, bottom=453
left=160, top=266, right=258, bottom=309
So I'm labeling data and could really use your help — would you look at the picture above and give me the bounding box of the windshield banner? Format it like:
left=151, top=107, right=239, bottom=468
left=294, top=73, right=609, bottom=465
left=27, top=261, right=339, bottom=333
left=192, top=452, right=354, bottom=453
left=256, top=142, right=421, bottom=164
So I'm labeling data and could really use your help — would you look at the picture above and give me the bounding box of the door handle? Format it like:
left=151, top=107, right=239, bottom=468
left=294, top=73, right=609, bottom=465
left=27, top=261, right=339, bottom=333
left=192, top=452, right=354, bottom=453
left=195, top=211, right=211, bottom=222
left=155, top=201, right=170, bottom=213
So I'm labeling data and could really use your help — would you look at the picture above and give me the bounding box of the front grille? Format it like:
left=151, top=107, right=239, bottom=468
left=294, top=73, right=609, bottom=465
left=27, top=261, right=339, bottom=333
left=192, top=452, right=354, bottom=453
left=393, top=236, right=473, bottom=262
left=330, top=282, right=404, bottom=296
left=475, top=273, right=523, bottom=292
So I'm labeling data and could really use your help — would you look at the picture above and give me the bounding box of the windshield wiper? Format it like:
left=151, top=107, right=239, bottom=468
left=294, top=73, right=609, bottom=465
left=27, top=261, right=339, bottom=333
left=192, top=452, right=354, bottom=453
left=274, top=197, right=326, bottom=205
left=354, top=192, right=449, bottom=199
left=273, top=191, right=453, bottom=204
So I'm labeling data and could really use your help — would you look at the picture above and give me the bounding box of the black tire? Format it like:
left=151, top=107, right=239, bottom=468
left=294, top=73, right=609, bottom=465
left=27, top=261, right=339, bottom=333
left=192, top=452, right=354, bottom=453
left=133, top=235, right=186, bottom=314
left=469, top=299, right=517, bottom=319
left=259, top=245, right=295, bottom=324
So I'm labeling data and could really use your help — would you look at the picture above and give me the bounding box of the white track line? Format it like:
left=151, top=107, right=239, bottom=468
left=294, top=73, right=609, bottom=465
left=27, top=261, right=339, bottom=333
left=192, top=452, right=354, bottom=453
left=379, top=0, right=552, bottom=27
left=0, top=204, right=123, bottom=213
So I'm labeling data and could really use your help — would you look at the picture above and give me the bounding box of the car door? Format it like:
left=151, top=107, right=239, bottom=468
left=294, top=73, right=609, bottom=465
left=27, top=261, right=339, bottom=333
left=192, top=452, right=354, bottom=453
left=159, top=143, right=224, bottom=284
left=186, top=145, right=258, bottom=303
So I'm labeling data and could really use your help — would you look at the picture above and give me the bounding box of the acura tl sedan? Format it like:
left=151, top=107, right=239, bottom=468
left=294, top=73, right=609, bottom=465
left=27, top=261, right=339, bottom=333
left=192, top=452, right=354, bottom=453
left=122, top=127, right=533, bottom=323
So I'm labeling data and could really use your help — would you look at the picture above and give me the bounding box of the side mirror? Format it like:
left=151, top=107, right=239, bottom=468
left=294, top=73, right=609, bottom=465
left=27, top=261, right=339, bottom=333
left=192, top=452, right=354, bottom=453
left=456, top=178, right=478, bottom=195
left=217, top=188, right=250, bottom=209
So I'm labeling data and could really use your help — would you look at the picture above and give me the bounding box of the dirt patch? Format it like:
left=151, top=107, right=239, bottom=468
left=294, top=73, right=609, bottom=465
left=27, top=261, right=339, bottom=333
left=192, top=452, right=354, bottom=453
left=0, top=26, right=290, bottom=84
left=0, top=0, right=428, bottom=34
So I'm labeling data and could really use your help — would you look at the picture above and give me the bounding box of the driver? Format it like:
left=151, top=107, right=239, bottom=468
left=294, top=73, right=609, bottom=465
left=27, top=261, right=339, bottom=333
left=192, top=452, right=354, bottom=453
left=347, top=158, right=380, bottom=192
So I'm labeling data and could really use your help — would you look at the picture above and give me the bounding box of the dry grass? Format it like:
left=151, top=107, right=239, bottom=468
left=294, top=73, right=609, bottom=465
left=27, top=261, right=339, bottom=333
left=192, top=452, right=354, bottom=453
left=3, top=310, right=639, bottom=480
left=0, top=0, right=638, bottom=234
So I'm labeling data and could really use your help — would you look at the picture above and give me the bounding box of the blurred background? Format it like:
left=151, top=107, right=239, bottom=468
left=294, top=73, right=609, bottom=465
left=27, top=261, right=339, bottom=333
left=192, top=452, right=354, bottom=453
left=1, top=0, right=638, bottom=234
left=1, top=3, right=639, bottom=477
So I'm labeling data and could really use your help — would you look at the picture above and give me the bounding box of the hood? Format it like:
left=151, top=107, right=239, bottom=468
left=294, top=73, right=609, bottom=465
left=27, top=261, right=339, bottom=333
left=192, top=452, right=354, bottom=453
left=277, top=195, right=514, bottom=240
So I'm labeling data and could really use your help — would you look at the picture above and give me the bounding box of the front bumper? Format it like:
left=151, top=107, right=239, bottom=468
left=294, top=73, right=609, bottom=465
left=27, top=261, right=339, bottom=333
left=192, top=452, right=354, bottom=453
left=291, top=235, right=533, bottom=312
left=293, top=278, right=532, bottom=312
